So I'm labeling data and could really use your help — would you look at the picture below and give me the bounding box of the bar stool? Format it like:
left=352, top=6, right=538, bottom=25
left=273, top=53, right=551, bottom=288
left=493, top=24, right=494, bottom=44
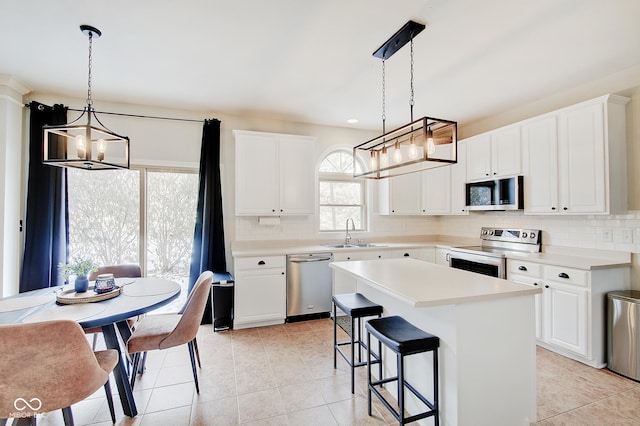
left=333, top=292, right=383, bottom=394
left=366, top=315, right=439, bottom=425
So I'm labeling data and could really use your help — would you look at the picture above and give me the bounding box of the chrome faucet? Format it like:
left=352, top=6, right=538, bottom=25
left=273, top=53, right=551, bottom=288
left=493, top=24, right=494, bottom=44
left=345, top=218, right=355, bottom=246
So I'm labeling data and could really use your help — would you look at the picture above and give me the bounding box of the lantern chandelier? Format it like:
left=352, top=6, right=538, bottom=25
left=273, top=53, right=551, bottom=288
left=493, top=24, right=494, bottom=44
left=353, top=20, right=457, bottom=179
left=43, top=25, right=130, bottom=170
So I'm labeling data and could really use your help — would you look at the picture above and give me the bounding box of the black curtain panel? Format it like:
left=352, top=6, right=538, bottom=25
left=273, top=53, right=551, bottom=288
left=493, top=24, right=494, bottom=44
left=20, top=102, right=69, bottom=292
left=189, top=119, right=226, bottom=324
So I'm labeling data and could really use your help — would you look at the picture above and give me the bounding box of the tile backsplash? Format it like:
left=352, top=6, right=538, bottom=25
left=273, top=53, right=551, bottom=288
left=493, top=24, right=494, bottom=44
left=235, top=210, right=640, bottom=254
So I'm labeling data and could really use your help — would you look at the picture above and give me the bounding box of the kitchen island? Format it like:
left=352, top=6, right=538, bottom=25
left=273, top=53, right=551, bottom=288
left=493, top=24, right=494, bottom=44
left=330, top=258, right=542, bottom=426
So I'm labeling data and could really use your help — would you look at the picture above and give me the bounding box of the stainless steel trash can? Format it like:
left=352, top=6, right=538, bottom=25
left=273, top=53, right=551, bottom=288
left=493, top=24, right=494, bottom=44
left=607, top=290, right=640, bottom=380
left=212, top=272, right=234, bottom=332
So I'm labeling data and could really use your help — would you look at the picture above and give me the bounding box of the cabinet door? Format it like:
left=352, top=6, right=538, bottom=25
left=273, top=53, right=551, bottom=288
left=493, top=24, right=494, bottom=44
left=544, top=282, right=588, bottom=356
left=558, top=103, right=606, bottom=213
left=491, top=126, right=521, bottom=178
left=278, top=137, right=315, bottom=215
left=450, top=141, right=468, bottom=215
left=466, top=134, right=492, bottom=181
left=435, top=248, right=449, bottom=266
left=523, top=116, right=559, bottom=214
left=235, top=133, right=278, bottom=215
left=422, top=167, right=451, bottom=215
left=392, top=248, right=435, bottom=262
left=235, top=271, right=286, bottom=325
left=387, top=172, right=422, bottom=215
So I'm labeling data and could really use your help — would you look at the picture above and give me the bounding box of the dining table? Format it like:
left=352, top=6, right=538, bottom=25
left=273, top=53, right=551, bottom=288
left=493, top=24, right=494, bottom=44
left=0, top=277, right=181, bottom=418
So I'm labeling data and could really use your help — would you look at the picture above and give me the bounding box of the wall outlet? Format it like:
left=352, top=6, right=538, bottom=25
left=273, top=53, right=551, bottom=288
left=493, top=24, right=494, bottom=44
left=601, top=228, right=613, bottom=242
left=619, top=228, right=633, bottom=244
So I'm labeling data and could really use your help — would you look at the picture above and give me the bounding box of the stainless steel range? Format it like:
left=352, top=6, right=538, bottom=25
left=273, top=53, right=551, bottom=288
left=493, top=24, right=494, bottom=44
left=448, top=227, right=541, bottom=278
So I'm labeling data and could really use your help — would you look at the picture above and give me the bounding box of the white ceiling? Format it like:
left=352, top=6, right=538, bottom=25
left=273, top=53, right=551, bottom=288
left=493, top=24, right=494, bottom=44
left=2, top=0, right=640, bottom=130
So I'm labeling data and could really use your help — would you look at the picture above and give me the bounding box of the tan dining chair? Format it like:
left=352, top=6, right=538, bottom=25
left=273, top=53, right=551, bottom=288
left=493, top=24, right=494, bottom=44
left=86, top=264, right=143, bottom=349
left=127, top=270, right=213, bottom=393
left=0, top=320, right=118, bottom=425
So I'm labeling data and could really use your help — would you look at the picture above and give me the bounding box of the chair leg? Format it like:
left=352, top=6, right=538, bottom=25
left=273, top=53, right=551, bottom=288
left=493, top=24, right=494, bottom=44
left=188, top=340, right=200, bottom=393
left=61, top=406, right=74, bottom=426
left=104, top=379, right=116, bottom=424
left=92, top=333, right=99, bottom=350
left=130, top=353, right=140, bottom=390
left=193, top=337, right=202, bottom=368
left=139, top=351, right=148, bottom=375
left=333, top=302, right=337, bottom=369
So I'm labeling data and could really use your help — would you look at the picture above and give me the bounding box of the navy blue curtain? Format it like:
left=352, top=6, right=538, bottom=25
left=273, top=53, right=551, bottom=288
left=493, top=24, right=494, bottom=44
left=20, top=102, right=69, bottom=292
left=189, top=119, right=226, bottom=323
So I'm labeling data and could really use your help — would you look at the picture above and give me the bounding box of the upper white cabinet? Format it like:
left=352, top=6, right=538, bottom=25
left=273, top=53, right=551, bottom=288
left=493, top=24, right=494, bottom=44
left=466, top=126, right=521, bottom=181
left=523, top=95, right=629, bottom=215
left=378, top=142, right=467, bottom=216
left=235, top=130, right=316, bottom=216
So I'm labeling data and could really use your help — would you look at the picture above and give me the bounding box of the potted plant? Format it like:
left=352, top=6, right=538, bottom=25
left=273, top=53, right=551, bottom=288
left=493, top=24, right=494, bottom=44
left=59, top=257, right=98, bottom=293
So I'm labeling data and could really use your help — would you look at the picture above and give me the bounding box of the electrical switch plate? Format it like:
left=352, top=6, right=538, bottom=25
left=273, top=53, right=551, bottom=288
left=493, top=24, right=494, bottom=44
left=601, top=228, right=613, bottom=242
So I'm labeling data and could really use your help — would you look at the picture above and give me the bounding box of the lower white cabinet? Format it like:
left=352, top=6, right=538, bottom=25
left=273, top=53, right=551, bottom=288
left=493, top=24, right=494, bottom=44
left=392, top=248, right=435, bottom=263
left=234, top=255, right=286, bottom=329
left=507, top=259, right=629, bottom=367
left=435, top=248, right=450, bottom=266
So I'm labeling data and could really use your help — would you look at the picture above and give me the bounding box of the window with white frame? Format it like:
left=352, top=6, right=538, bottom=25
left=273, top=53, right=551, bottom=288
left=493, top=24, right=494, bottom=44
left=318, top=149, right=366, bottom=231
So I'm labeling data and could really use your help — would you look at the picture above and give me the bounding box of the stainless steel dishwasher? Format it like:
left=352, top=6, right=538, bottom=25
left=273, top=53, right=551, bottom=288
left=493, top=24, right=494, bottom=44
left=286, top=253, right=333, bottom=320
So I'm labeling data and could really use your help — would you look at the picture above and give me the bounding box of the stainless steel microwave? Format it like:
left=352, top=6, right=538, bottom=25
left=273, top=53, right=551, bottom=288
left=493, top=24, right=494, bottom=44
left=465, top=175, right=524, bottom=211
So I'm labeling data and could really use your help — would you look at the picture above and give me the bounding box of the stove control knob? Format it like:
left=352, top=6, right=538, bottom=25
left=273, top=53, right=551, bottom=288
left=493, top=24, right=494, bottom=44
left=521, top=232, right=528, bottom=238
left=529, top=232, right=536, bottom=239
left=488, top=230, right=494, bottom=235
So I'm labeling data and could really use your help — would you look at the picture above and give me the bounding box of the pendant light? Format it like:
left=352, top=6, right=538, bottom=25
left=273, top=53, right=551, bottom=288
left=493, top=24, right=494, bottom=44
left=353, top=20, right=457, bottom=179
left=43, top=25, right=130, bottom=170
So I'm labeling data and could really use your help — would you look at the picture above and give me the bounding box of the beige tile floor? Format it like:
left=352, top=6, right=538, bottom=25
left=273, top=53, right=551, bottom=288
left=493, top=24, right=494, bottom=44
left=21, top=318, right=640, bottom=425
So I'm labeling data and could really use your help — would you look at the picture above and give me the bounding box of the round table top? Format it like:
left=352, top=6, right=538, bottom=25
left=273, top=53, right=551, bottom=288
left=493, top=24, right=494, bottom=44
left=0, top=277, right=181, bottom=329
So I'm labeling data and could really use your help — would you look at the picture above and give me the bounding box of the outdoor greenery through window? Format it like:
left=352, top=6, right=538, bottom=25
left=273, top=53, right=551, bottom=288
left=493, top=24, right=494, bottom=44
left=318, top=149, right=366, bottom=231
left=67, top=167, right=199, bottom=310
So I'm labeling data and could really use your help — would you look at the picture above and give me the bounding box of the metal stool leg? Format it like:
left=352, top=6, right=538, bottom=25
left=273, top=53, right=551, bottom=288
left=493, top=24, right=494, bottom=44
left=367, top=329, right=373, bottom=416
left=333, top=302, right=337, bottom=369
left=350, top=314, right=355, bottom=394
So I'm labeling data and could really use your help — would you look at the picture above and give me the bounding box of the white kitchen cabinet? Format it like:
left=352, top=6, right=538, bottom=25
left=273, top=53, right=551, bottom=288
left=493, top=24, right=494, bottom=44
left=450, top=141, right=468, bottom=215
left=392, top=247, right=435, bottom=263
left=235, top=130, right=316, bottom=216
left=523, top=95, right=629, bottom=215
left=421, top=167, right=451, bottom=215
left=234, top=255, right=286, bottom=328
left=378, top=172, right=422, bottom=215
left=507, top=258, right=629, bottom=367
left=466, top=126, right=521, bottom=182
left=544, top=280, right=588, bottom=356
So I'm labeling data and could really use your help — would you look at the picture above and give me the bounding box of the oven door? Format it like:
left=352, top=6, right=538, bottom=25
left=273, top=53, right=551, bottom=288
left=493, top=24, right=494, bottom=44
left=448, top=250, right=505, bottom=279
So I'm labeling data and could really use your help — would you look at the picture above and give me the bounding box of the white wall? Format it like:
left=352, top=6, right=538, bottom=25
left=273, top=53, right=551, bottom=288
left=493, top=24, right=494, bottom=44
left=12, top=79, right=640, bottom=290
left=0, top=78, right=29, bottom=296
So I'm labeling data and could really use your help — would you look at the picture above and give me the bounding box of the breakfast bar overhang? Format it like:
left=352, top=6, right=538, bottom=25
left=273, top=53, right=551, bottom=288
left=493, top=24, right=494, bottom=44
left=330, top=258, right=542, bottom=426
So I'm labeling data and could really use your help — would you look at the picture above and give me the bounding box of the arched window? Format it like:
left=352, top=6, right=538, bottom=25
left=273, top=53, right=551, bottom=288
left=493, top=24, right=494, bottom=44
left=318, top=149, right=367, bottom=231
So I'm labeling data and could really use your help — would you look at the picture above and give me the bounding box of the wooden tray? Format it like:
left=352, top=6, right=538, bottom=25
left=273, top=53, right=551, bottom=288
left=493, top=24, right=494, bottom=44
left=56, top=285, right=122, bottom=305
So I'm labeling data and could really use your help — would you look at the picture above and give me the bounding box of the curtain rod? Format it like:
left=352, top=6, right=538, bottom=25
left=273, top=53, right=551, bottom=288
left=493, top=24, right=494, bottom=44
left=24, top=101, right=212, bottom=123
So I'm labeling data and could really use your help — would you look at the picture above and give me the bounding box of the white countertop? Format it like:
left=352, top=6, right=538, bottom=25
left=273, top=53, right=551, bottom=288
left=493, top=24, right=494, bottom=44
left=330, top=257, right=542, bottom=308
left=232, top=236, right=631, bottom=270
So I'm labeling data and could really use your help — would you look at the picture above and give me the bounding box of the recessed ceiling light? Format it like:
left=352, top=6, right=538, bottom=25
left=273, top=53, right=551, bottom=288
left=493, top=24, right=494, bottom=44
left=347, top=118, right=359, bottom=124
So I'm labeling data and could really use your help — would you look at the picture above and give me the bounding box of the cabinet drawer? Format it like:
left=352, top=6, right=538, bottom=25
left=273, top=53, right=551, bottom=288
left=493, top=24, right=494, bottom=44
left=507, top=260, right=542, bottom=277
left=544, top=265, right=588, bottom=287
left=235, top=255, right=286, bottom=270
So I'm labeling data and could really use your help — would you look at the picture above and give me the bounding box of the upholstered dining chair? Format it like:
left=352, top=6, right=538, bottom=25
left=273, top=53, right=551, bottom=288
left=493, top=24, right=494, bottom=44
left=0, top=320, right=118, bottom=425
left=86, top=264, right=143, bottom=349
left=128, top=270, right=213, bottom=393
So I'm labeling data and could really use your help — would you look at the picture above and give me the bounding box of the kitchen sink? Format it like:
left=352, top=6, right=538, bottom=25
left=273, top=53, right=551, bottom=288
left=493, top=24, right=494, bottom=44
left=322, top=243, right=388, bottom=249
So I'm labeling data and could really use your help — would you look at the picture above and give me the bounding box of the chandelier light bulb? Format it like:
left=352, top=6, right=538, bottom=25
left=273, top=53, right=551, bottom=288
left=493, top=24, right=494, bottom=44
left=393, top=142, right=402, bottom=163
left=380, top=147, right=389, bottom=168
left=76, top=135, right=86, bottom=159
left=426, top=130, right=436, bottom=155
left=97, top=139, right=106, bottom=161
left=408, top=140, right=419, bottom=159
left=369, top=151, right=377, bottom=170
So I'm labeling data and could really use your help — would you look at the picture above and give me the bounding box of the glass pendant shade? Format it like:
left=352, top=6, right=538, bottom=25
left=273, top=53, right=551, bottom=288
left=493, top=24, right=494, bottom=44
left=353, top=117, right=457, bottom=179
